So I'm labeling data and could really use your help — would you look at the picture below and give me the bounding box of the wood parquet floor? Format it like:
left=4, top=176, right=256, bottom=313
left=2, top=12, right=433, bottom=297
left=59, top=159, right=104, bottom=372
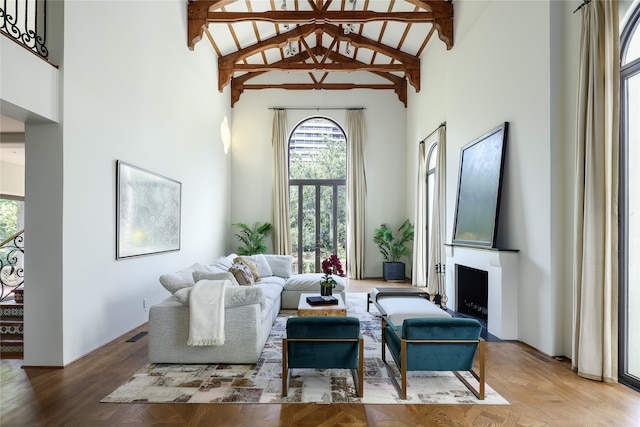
left=1, top=279, right=639, bottom=426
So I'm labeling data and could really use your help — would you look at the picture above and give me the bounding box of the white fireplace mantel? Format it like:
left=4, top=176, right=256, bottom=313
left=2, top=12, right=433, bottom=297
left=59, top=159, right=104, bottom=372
left=445, top=244, right=519, bottom=340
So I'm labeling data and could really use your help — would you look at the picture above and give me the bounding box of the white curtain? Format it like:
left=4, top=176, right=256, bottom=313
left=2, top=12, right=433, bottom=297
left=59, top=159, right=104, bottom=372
left=271, top=109, right=292, bottom=255
left=427, top=127, right=447, bottom=304
left=572, top=0, right=619, bottom=383
left=412, top=142, right=428, bottom=287
left=346, top=109, right=367, bottom=279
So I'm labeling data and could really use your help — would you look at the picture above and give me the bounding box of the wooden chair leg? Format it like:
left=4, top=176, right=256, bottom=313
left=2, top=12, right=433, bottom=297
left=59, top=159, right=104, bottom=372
left=401, top=340, right=407, bottom=399
left=453, top=339, right=486, bottom=400
left=357, top=336, right=364, bottom=397
left=281, top=338, right=288, bottom=397
left=478, top=339, right=485, bottom=399
left=381, top=318, right=387, bottom=363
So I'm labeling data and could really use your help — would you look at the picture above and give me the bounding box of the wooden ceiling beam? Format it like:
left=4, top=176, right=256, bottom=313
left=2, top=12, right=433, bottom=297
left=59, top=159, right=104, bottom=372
left=218, top=24, right=317, bottom=90
left=403, top=0, right=453, bottom=49
left=187, top=0, right=237, bottom=50
left=218, top=22, right=420, bottom=90
left=205, top=10, right=444, bottom=24
left=230, top=47, right=408, bottom=107
left=243, top=83, right=397, bottom=90
left=321, top=24, right=420, bottom=91
left=233, top=63, right=408, bottom=72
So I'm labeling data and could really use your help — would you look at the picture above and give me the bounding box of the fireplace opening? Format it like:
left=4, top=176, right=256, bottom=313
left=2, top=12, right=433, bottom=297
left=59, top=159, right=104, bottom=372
left=456, top=264, right=488, bottom=321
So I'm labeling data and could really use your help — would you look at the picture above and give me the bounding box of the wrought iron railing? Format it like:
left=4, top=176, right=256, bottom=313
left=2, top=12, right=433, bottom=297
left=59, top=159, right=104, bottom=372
left=0, top=0, right=48, bottom=59
left=0, top=230, right=24, bottom=302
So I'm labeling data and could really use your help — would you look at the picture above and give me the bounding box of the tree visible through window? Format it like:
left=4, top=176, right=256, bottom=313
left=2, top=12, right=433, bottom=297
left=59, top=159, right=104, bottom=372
left=289, top=117, right=347, bottom=274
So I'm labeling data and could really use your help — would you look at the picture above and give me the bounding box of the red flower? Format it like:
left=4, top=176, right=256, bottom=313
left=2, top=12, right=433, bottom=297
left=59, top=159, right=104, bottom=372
left=321, top=254, right=344, bottom=287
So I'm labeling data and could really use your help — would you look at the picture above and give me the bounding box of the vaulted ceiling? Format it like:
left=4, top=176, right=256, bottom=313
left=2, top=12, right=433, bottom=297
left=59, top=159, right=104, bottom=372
left=188, top=0, right=454, bottom=107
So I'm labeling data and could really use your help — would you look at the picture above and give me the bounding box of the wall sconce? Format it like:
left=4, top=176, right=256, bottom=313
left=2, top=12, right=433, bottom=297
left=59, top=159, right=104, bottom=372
left=220, top=116, right=231, bottom=154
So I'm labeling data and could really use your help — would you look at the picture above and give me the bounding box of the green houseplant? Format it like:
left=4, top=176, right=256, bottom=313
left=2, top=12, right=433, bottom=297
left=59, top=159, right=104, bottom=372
left=373, top=219, right=414, bottom=281
left=232, top=222, right=273, bottom=255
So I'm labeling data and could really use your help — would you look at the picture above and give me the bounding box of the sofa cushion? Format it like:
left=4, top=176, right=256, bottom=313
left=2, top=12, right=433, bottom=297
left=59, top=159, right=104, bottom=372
left=172, top=281, right=265, bottom=308
left=259, top=275, right=286, bottom=288
left=193, top=270, right=240, bottom=287
left=172, top=287, right=192, bottom=305
left=229, top=262, right=255, bottom=285
left=257, top=283, right=283, bottom=304
left=225, top=285, right=265, bottom=309
left=264, top=254, right=294, bottom=278
left=211, top=253, right=238, bottom=270
left=283, top=273, right=345, bottom=292
left=234, top=257, right=260, bottom=281
left=159, top=263, right=213, bottom=294
left=376, top=296, right=451, bottom=327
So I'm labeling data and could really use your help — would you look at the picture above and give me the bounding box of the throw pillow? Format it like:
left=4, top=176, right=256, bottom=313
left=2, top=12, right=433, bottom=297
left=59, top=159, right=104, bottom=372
left=234, top=257, right=260, bottom=281
left=229, top=262, right=255, bottom=285
left=159, top=262, right=210, bottom=294
left=192, top=271, right=240, bottom=287
left=243, top=254, right=274, bottom=278
left=173, top=287, right=192, bottom=305
left=210, top=253, right=238, bottom=270
left=263, top=254, right=294, bottom=278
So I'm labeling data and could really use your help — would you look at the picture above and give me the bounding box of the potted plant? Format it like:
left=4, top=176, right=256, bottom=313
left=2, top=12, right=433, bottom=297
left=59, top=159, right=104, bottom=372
left=232, top=222, right=273, bottom=255
left=373, top=219, right=414, bottom=281
left=320, top=254, right=344, bottom=296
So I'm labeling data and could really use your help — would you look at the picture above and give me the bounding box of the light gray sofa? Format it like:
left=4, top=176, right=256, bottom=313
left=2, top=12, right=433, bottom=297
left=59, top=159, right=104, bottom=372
left=148, top=253, right=345, bottom=364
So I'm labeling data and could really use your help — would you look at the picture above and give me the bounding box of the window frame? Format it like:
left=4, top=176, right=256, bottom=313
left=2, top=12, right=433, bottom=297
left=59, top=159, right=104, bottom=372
left=619, top=3, right=640, bottom=392
left=288, top=116, right=347, bottom=274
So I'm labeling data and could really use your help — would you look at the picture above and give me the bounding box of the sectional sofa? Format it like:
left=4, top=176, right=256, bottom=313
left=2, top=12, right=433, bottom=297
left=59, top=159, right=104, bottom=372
left=148, top=253, right=345, bottom=364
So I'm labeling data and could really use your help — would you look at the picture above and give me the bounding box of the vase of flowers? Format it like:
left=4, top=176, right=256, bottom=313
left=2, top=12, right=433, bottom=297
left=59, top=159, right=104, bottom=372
left=320, top=254, right=344, bottom=296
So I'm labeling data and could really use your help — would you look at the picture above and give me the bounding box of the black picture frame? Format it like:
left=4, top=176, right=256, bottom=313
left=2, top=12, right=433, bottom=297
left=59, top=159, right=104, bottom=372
left=116, top=161, right=181, bottom=259
left=452, top=122, right=509, bottom=248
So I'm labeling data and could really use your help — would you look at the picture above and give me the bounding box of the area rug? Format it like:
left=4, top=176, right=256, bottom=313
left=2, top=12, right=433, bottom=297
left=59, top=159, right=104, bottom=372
left=102, top=293, right=508, bottom=405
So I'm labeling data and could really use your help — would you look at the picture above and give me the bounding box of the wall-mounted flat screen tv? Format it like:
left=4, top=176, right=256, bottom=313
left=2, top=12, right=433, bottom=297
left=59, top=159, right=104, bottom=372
left=452, top=122, right=509, bottom=248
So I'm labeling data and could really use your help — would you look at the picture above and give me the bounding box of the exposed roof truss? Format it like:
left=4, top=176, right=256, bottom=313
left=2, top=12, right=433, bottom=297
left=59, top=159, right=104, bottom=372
left=188, top=0, right=454, bottom=107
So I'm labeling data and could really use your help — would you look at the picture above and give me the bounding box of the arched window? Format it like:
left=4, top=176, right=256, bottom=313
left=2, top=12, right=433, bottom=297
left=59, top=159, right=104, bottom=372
left=620, top=4, right=640, bottom=392
left=289, top=117, right=347, bottom=274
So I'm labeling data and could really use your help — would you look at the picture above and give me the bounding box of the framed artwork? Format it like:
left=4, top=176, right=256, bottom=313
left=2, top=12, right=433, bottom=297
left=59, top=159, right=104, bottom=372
left=452, top=122, right=509, bottom=248
left=116, top=160, right=181, bottom=259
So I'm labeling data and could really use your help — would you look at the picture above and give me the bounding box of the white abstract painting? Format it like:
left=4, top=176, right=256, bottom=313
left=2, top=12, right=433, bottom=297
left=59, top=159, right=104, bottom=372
left=116, top=161, right=181, bottom=259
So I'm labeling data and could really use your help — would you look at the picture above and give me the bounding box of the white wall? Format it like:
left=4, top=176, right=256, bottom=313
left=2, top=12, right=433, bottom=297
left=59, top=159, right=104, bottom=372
left=407, top=1, right=578, bottom=356
left=0, top=160, right=24, bottom=197
left=0, top=36, right=59, bottom=123
left=230, top=88, right=407, bottom=278
left=22, top=1, right=232, bottom=366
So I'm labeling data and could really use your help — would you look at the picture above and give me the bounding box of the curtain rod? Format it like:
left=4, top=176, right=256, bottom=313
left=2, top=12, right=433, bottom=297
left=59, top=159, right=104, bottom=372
left=573, top=0, right=590, bottom=13
left=269, top=107, right=365, bottom=111
left=419, top=122, right=446, bottom=144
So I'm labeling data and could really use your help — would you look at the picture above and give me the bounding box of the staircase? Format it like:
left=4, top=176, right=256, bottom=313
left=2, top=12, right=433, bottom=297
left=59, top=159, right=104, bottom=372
left=1, top=229, right=25, bottom=359
left=1, top=291, right=24, bottom=358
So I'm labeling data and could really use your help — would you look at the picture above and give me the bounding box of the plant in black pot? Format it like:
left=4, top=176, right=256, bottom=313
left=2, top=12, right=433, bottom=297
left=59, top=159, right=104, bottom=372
left=232, top=222, right=273, bottom=255
left=373, top=219, right=414, bottom=281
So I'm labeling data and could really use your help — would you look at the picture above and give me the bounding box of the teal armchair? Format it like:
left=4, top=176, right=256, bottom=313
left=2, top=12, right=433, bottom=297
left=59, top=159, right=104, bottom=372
left=382, top=317, right=485, bottom=400
left=282, top=316, right=364, bottom=397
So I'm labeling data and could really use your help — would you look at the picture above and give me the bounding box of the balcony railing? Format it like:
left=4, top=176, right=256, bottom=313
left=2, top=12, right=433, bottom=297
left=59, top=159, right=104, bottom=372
left=0, top=0, right=48, bottom=59
left=0, top=230, right=24, bottom=303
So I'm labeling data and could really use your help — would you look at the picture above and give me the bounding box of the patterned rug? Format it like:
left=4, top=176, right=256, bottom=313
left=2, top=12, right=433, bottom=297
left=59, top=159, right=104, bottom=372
left=102, top=293, right=508, bottom=405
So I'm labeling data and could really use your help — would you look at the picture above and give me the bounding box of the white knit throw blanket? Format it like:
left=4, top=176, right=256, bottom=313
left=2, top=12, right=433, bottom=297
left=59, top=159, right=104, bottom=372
left=187, top=279, right=226, bottom=346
